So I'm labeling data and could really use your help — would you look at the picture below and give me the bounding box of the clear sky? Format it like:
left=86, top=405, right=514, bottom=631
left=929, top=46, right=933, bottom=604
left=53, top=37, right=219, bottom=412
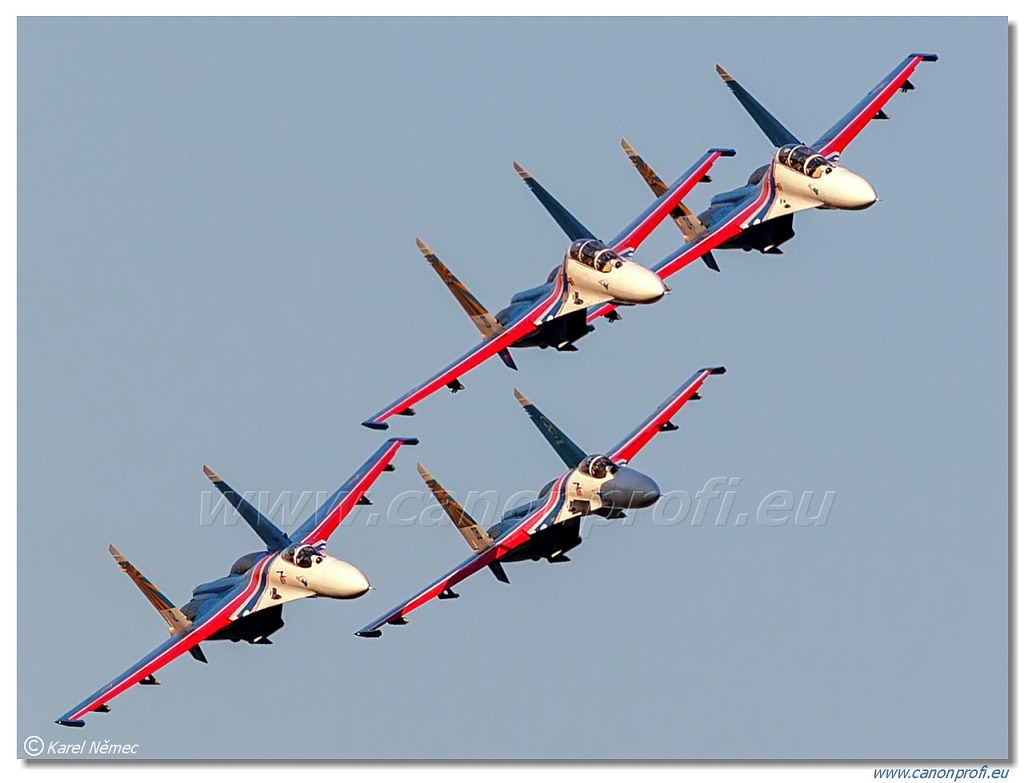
left=18, top=17, right=1007, bottom=760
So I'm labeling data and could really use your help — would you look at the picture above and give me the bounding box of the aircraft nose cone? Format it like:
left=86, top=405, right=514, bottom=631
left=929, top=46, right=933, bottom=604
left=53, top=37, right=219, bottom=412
left=622, top=263, right=668, bottom=303
left=601, top=467, right=661, bottom=509
left=832, top=168, right=878, bottom=210
left=320, top=560, right=371, bottom=599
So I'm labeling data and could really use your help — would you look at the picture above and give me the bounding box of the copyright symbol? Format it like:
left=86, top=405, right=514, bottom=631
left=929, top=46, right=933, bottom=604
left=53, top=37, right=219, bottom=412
left=23, top=735, right=45, bottom=757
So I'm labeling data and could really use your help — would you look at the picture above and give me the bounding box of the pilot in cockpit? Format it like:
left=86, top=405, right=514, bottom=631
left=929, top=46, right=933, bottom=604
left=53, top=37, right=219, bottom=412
left=579, top=454, right=616, bottom=479
left=284, top=545, right=322, bottom=568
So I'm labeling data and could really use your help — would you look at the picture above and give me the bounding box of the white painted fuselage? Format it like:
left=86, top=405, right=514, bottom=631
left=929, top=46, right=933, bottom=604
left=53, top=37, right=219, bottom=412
left=239, top=551, right=371, bottom=619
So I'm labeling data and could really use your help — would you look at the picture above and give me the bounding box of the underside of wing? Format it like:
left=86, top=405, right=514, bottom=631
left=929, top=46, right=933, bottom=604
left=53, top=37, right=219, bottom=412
left=609, top=148, right=735, bottom=255
left=354, top=542, right=514, bottom=637
left=56, top=554, right=275, bottom=727
left=355, top=475, right=570, bottom=636
left=362, top=277, right=565, bottom=429
left=587, top=187, right=763, bottom=324
left=608, top=367, right=726, bottom=465
left=290, top=437, right=418, bottom=545
left=811, top=53, right=938, bottom=159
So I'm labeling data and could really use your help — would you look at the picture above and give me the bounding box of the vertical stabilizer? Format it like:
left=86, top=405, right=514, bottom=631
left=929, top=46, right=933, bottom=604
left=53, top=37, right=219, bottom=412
left=513, top=389, right=587, bottom=470
left=716, top=64, right=800, bottom=148
left=202, top=466, right=291, bottom=551
left=109, top=546, right=207, bottom=662
left=417, top=464, right=509, bottom=584
left=514, top=162, right=596, bottom=242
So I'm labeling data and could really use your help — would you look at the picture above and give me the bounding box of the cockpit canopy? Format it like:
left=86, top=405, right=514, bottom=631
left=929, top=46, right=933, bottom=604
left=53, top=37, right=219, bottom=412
left=283, top=544, right=323, bottom=569
left=578, top=454, right=618, bottom=479
left=568, top=239, right=624, bottom=273
left=776, top=144, right=833, bottom=179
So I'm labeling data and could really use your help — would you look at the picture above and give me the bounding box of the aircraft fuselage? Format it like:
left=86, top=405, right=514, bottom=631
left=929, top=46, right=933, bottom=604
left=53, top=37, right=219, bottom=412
left=181, top=550, right=371, bottom=644
left=700, top=151, right=878, bottom=255
left=496, top=240, right=667, bottom=351
left=486, top=457, right=662, bottom=563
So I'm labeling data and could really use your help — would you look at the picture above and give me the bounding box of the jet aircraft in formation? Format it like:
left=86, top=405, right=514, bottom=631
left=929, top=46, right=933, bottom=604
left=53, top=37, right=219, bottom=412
left=56, top=438, right=417, bottom=726
left=55, top=53, right=936, bottom=728
left=357, top=367, right=725, bottom=636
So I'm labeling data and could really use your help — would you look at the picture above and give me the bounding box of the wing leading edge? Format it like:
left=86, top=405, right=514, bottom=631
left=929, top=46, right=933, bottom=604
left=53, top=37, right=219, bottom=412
left=355, top=474, right=571, bottom=636
left=362, top=272, right=566, bottom=429
left=608, top=366, right=726, bottom=465
left=587, top=173, right=772, bottom=324
left=290, top=437, right=419, bottom=545
left=56, top=552, right=276, bottom=727
left=812, top=53, right=938, bottom=159
left=608, top=148, right=736, bottom=254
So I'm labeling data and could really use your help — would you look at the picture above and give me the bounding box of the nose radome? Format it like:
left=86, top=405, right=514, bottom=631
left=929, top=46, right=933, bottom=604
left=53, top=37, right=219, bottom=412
left=601, top=467, right=662, bottom=509
left=627, top=263, right=668, bottom=303
left=321, top=560, right=370, bottom=599
left=833, top=168, right=878, bottom=210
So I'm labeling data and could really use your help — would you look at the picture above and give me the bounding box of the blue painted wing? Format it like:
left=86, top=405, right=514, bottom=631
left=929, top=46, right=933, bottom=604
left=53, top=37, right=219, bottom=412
left=608, top=367, right=725, bottom=465
left=587, top=175, right=770, bottom=324
left=362, top=272, right=566, bottom=429
left=56, top=553, right=276, bottom=727
left=609, top=148, right=735, bottom=254
left=812, top=53, right=938, bottom=159
left=289, top=438, right=418, bottom=546
left=355, top=474, right=571, bottom=636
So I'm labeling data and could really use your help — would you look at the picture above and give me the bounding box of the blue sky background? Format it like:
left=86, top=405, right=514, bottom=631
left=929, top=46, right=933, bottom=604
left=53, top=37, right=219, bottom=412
left=18, top=17, right=1007, bottom=760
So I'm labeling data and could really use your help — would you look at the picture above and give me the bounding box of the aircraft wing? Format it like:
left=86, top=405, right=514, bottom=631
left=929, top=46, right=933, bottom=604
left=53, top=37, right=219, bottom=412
left=355, top=474, right=571, bottom=636
left=811, top=53, right=938, bottom=159
left=608, top=148, right=735, bottom=255
left=56, top=552, right=277, bottom=727
left=608, top=366, right=726, bottom=465
left=362, top=273, right=566, bottom=429
left=587, top=176, right=772, bottom=324
left=289, top=437, right=419, bottom=546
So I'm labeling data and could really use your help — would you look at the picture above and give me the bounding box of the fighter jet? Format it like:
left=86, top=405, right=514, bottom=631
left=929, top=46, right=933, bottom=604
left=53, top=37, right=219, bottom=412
left=361, top=149, right=734, bottom=430
left=56, top=437, right=417, bottom=726
left=356, top=367, right=724, bottom=636
left=569, top=53, right=938, bottom=322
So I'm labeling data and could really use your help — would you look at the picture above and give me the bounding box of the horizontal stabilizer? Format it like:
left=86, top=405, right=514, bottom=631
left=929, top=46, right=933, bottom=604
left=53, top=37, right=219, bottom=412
left=514, top=161, right=597, bottom=242
left=203, top=466, right=290, bottom=551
